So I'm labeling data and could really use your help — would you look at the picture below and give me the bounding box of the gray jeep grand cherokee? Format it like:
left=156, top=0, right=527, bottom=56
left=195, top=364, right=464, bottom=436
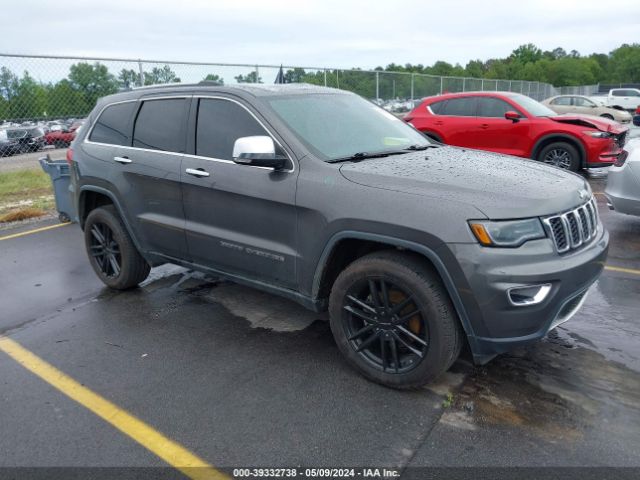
left=70, top=83, right=608, bottom=389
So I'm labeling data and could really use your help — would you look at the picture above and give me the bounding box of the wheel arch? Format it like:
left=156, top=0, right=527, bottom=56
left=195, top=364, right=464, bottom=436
left=530, top=134, right=586, bottom=168
left=78, top=186, right=146, bottom=258
left=311, top=231, right=475, bottom=339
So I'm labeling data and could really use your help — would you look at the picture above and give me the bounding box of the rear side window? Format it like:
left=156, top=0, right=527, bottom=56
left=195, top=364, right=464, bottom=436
left=440, top=97, right=476, bottom=116
left=89, top=102, right=136, bottom=145
left=196, top=99, right=269, bottom=160
left=133, top=99, right=186, bottom=152
left=477, top=97, right=516, bottom=117
left=551, top=97, right=571, bottom=106
left=429, top=100, right=446, bottom=114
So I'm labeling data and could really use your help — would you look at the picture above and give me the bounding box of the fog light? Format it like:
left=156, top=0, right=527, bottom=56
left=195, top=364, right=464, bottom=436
left=507, top=284, right=552, bottom=307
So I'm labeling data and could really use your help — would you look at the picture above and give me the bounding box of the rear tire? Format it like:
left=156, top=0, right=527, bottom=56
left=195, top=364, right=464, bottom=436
left=600, top=114, right=614, bottom=120
left=329, top=251, right=463, bottom=389
left=84, top=205, right=150, bottom=290
left=537, top=141, right=580, bottom=172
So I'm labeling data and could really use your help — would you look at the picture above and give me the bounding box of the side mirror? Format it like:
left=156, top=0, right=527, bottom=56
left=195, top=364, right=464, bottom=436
left=232, top=136, right=287, bottom=170
left=505, top=111, right=521, bottom=122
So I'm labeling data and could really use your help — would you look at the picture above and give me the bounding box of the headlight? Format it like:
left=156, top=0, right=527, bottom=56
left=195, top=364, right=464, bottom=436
left=582, top=130, right=612, bottom=138
left=468, top=218, right=546, bottom=247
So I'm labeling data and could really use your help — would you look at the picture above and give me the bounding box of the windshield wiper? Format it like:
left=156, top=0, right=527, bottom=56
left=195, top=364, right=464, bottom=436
left=404, top=144, right=440, bottom=151
left=326, top=150, right=407, bottom=163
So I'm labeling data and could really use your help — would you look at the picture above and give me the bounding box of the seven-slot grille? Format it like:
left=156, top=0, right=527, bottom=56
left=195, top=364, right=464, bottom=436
left=543, top=198, right=599, bottom=253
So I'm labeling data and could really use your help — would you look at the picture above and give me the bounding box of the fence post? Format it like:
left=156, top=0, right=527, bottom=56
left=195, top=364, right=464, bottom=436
left=336, top=70, right=339, bottom=89
left=410, top=74, right=414, bottom=101
left=138, top=60, right=144, bottom=87
left=376, top=71, right=379, bottom=100
left=324, top=69, right=327, bottom=87
left=462, top=77, right=466, bottom=92
left=440, top=76, right=443, bottom=94
left=481, top=78, right=484, bottom=91
left=255, top=65, right=259, bottom=83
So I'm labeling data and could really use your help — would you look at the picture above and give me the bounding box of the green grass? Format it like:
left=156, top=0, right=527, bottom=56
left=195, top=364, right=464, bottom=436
left=0, top=169, right=54, bottom=222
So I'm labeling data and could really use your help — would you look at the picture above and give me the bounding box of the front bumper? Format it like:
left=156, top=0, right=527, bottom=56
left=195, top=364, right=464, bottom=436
left=446, top=225, right=609, bottom=364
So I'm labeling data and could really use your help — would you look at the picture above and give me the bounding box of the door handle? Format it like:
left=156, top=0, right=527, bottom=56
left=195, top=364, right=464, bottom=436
left=114, top=156, right=132, bottom=164
left=434, top=121, right=444, bottom=126
left=479, top=124, right=490, bottom=129
left=185, top=168, right=210, bottom=178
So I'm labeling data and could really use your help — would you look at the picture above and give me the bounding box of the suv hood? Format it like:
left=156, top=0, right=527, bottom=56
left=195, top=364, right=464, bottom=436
left=339, top=147, right=589, bottom=219
left=550, top=114, right=627, bottom=134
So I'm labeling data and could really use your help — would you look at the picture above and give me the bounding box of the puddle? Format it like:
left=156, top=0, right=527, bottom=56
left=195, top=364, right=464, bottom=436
left=442, top=333, right=640, bottom=447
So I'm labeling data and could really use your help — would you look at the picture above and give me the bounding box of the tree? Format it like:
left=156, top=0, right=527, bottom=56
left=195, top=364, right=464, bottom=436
left=47, top=79, right=86, bottom=117
left=68, top=62, right=118, bottom=110
left=144, top=65, right=181, bottom=85
left=284, top=68, right=306, bottom=83
left=234, top=71, right=262, bottom=84
left=608, top=43, right=640, bottom=83
left=203, top=73, right=224, bottom=85
left=510, top=44, right=543, bottom=64
left=118, top=69, right=141, bottom=89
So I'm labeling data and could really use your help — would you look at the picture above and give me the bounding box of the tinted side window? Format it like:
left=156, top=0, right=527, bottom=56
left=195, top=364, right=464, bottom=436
left=89, top=102, right=136, bottom=146
left=441, top=97, right=476, bottom=116
left=133, top=99, right=186, bottom=152
left=477, top=97, right=516, bottom=117
left=551, top=96, right=571, bottom=106
left=196, top=99, right=269, bottom=160
left=429, top=100, right=446, bottom=114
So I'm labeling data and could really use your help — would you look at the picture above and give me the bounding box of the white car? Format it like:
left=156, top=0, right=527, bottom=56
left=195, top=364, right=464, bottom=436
left=605, top=137, right=640, bottom=217
left=591, top=88, right=640, bottom=112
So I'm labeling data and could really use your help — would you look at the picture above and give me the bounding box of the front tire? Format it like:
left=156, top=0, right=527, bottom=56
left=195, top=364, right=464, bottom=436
left=537, top=141, right=580, bottom=171
left=329, top=251, right=463, bottom=389
left=84, top=205, right=150, bottom=289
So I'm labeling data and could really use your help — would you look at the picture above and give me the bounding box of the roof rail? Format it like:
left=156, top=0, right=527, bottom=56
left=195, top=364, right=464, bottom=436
left=131, top=82, right=198, bottom=91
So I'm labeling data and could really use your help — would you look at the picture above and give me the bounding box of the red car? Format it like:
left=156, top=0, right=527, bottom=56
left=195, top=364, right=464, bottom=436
left=44, top=127, right=77, bottom=148
left=404, top=92, right=628, bottom=171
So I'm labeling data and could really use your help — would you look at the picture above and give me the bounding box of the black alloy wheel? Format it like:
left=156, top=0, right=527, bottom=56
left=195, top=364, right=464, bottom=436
left=343, top=277, right=428, bottom=374
left=88, top=222, right=121, bottom=278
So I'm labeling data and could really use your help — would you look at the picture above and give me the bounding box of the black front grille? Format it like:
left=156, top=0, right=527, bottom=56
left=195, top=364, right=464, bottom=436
left=615, top=131, right=628, bottom=148
left=543, top=198, right=599, bottom=253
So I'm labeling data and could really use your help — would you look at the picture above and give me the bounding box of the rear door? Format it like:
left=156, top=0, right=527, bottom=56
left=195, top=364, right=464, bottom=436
left=180, top=96, right=298, bottom=288
left=549, top=96, right=572, bottom=114
left=472, top=96, right=530, bottom=157
left=109, top=96, right=189, bottom=260
left=433, top=97, right=478, bottom=147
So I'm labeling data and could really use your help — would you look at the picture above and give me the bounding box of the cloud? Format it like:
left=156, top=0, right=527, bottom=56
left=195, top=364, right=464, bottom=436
left=4, top=0, right=640, bottom=69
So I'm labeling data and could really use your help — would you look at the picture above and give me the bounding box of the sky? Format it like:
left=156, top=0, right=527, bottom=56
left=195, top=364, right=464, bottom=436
left=3, top=0, right=640, bottom=70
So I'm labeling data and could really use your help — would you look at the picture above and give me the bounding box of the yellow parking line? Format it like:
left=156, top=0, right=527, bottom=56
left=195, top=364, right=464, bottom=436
left=0, top=222, right=70, bottom=241
left=0, top=336, right=228, bottom=480
left=605, top=265, right=640, bottom=276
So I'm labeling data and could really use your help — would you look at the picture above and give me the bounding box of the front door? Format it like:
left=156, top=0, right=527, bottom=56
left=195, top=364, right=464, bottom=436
left=181, top=97, right=298, bottom=289
left=471, top=96, right=530, bottom=157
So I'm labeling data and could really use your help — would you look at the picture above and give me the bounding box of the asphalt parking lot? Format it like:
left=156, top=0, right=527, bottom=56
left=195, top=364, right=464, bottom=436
left=1, top=175, right=639, bottom=478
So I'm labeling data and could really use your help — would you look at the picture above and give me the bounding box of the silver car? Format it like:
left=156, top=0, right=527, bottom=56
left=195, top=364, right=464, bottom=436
left=543, top=95, right=632, bottom=124
left=606, top=138, right=640, bottom=216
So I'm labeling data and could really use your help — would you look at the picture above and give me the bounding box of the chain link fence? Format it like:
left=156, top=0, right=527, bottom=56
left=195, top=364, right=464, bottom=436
left=0, top=53, right=566, bottom=127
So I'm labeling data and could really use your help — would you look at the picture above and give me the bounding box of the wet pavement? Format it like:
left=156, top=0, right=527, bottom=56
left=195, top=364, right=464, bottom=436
left=0, top=174, right=638, bottom=477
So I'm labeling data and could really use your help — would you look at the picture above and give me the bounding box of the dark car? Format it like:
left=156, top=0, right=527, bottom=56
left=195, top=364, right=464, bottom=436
left=0, top=129, right=21, bottom=156
left=7, top=127, right=46, bottom=153
left=70, top=84, right=608, bottom=389
left=405, top=91, right=628, bottom=171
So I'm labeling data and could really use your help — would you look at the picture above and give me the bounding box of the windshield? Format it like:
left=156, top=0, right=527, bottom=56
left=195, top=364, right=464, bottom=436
left=266, top=93, right=431, bottom=161
left=7, top=129, right=27, bottom=139
left=509, top=93, right=557, bottom=117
